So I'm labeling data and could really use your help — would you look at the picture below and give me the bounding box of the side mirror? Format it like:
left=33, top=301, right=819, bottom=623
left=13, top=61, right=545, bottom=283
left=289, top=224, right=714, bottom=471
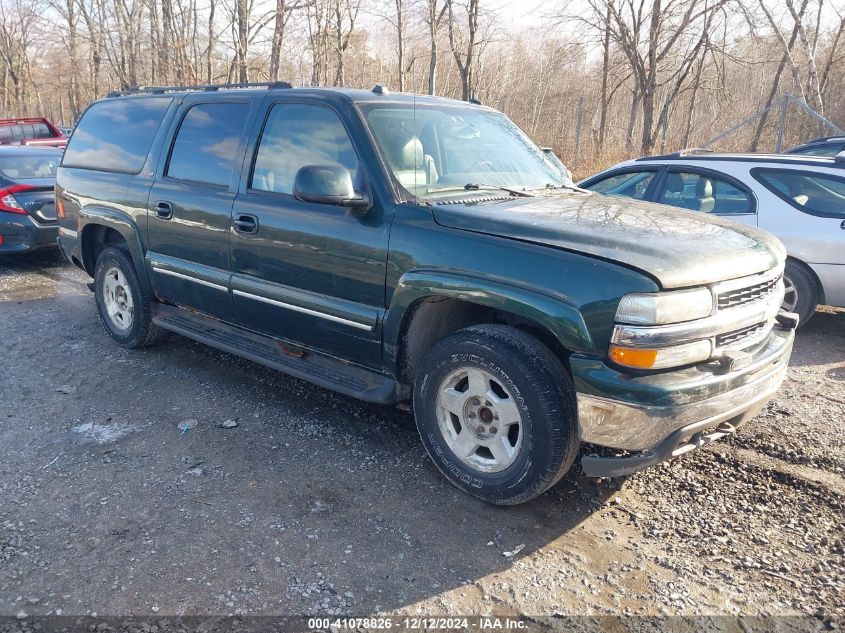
left=293, top=165, right=371, bottom=212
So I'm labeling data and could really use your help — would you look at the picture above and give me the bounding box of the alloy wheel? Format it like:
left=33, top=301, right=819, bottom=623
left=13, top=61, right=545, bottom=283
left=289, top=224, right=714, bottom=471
left=102, top=266, right=134, bottom=332
left=435, top=366, right=524, bottom=473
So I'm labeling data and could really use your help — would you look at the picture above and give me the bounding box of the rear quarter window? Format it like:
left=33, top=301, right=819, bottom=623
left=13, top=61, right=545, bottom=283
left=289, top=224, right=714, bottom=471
left=0, top=153, right=60, bottom=179
left=62, top=97, right=172, bottom=174
left=752, top=168, right=845, bottom=219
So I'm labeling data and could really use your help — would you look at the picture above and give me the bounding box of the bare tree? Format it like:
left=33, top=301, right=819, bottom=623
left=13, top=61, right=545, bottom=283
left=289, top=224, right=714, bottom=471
left=231, top=0, right=252, bottom=82
left=48, top=0, right=82, bottom=116
left=446, top=0, right=481, bottom=100
left=268, top=0, right=301, bottom=81
left=330, top=0, right=360, bottom=86
left=0, top=0, right=44, bottom=110
left=580, top=0, right=728, bottom=153
left=2, top=0, right=845, bottom=172
left=423, top=0, right=447, bottom=94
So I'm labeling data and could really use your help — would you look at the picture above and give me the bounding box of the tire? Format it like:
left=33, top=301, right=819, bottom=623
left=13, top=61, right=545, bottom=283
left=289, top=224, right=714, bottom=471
left=782, top=260, right=819, bottom=327
left=413, top=324, right=579, bottom=505
left=94, top=245, right=165, bottom=348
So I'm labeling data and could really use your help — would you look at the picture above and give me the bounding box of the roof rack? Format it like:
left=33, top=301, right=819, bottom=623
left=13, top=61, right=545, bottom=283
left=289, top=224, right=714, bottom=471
left=106, top=81, right=293, bottom=98
left=635, top=147, right=713, bottom=161
left=669, top=147, right=713, bottom=158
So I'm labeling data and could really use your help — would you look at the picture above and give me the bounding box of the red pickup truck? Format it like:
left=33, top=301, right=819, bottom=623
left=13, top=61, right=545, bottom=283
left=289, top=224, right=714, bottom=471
left=0, top=117, right=67, bottom=148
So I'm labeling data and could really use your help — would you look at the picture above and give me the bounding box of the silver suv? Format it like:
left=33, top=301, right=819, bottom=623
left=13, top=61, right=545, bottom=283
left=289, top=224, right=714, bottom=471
left=580, top=152, right=845, bottom=324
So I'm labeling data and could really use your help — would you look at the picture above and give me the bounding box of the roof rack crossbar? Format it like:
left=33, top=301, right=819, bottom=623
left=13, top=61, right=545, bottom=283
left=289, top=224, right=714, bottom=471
left=635, top=147, right=713, bottom=161
left=107, top=81, right=293, bottom=97
left=672, top=147, right=713, bottom=157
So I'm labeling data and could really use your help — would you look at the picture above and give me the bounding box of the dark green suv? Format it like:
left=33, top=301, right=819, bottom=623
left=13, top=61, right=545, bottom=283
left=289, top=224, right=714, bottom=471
left=56, top=83, right=797, bottom=505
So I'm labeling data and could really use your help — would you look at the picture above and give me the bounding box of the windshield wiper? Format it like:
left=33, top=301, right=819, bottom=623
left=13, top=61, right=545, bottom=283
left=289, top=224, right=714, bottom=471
left=425, top=183, right=535, bottom=197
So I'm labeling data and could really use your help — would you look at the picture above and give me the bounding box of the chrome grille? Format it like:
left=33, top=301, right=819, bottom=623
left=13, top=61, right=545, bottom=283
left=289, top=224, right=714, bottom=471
left=717, top=275, right=781, bottom=310
left=716, top=321, right=767, bottom=348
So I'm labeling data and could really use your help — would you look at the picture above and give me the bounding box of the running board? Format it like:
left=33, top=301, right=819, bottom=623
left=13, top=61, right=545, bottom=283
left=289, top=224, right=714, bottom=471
left=153, top=304, right=400, bottom=403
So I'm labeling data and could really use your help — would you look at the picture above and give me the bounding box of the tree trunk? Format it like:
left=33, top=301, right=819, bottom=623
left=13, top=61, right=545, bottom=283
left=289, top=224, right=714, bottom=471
left=204, top=0, right=214, bottom=83
left=640, top=0, right=661, bottom=154
left=395, top=0, right=404, bottom=91
left=427, top=0, right=438, bottom=94
left=597, top=1, right=611, bottom=150
left=236, top=0, right=249, bottom=83
left=269, top=0, right=288, bottom=81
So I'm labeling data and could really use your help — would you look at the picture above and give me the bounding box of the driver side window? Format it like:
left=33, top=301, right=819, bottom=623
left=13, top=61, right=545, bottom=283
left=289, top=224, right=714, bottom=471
left=251, top=103, right=359, bottom=195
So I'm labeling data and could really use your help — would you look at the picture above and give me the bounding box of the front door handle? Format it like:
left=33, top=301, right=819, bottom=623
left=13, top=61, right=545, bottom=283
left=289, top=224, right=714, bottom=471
left=233, top=213, right=259, bottom=235
left=154, top=201, right=173, bottom=219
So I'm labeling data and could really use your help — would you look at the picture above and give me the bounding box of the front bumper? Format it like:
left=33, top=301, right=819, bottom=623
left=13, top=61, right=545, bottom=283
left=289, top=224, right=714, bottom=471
left=575, top=324, right=794, bottom=477
left=0, top=212, right=58, bottom=253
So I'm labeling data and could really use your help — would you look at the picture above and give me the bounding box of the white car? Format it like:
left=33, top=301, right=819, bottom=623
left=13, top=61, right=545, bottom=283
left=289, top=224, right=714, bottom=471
left=579, top=151, right=845, bottom=325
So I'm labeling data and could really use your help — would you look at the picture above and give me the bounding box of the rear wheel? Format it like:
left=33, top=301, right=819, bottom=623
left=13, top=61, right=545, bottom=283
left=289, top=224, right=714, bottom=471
left=782, top=260, right=819, bottom=327
left=94, top=245, right=165, bottom=348
left=413, top=324, right=579, bottom=505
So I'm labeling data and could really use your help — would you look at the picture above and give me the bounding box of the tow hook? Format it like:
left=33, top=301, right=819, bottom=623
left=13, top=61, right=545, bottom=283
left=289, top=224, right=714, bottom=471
left=719, top=350, right=752, bottom=372
left=776, top=310, right=800, bottom=330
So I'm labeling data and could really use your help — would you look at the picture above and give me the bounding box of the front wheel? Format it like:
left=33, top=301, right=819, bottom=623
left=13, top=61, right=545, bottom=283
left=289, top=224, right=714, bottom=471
left=782, top=260, right=819, bottom=327
left=413, top=325, right=579, bottom=505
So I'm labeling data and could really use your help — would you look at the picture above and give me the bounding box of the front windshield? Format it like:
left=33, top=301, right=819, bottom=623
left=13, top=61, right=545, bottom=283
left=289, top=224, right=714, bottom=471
left=361, top=102, right=575, bottom=199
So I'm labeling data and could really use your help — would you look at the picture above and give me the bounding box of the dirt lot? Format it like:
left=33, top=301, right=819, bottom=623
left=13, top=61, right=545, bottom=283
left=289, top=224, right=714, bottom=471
left=1, top=251, right=843, bottom=626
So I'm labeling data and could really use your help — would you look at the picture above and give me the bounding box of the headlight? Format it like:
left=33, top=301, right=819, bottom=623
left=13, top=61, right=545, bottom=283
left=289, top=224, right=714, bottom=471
left=609, top=339, right=712, bottom=369
left=615, top=288, right=713, bottom=325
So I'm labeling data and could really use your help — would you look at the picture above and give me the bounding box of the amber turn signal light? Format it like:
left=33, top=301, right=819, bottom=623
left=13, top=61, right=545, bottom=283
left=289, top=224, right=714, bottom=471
left=609, top=345, right=658, bottom=369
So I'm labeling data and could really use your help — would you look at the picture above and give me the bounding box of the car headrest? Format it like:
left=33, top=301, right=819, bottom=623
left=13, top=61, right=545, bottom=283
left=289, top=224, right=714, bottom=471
left=695, top=177, right=713, bottom=198
left=665, top=173, right=685, bottom=194
left=392, top=137, right=424, bottom=170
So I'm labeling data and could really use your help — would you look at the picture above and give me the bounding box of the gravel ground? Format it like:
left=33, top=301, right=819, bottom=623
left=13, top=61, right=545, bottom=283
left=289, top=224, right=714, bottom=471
left=0, top=250, right=843, bottom=626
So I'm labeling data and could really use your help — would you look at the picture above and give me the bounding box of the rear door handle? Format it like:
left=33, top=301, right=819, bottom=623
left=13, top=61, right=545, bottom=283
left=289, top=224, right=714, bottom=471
left=154, top=201, right=173, bottom=219
left=233, top=213, right=258, bottom=235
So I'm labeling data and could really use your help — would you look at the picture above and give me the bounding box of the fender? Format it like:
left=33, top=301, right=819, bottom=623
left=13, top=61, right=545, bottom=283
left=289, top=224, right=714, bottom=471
left=78, top=207, right=153, bottom=296
left=383, top=269, right=595, bottom=375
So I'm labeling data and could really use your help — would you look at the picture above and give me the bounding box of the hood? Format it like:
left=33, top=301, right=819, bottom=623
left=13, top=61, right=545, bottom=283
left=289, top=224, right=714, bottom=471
left=431, top=191, right=785, bottom=289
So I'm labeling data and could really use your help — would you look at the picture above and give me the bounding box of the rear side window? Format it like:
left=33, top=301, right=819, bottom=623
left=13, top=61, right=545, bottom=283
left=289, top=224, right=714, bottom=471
left=63, top=97, right=172, bottom=173
left=659, top=171, right=753, bottom=214
left=31, top=122, right=53, bottom=139
left=167, top=102, right=250, bottom=187
left=753, top=169, right=845, bottom=219
left=0, top=124, right=24, bottom=142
